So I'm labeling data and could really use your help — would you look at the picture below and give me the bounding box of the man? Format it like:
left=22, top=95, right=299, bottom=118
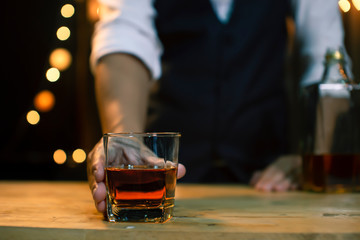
left=88, top=0, right=349, bottom=213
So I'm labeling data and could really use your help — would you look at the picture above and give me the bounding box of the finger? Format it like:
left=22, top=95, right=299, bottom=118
left=93, top=160, right=105, bottom=183
left=273, top=178, right=292, bottom=192
left=141, top=156, right=165, bottom=168
left=89, top=145, right=105, bottom=187
left=249, top=171, right=262, bottom=186
left=87, top=149, right=96, bottom=186
left=93, top=181, right=107, bottom=204
left=254, top=155, right=302, bottom=192
left=87, top=140, right=104, bottom=183
left=177, top=163, right=186, bottom=179
left=95, top=200, right=106, bottom=213
left=123, top=147, right=142, bottom=165
left=255, top=167, right=285, bottom=192
left=256, top=171, right=296, bottom=192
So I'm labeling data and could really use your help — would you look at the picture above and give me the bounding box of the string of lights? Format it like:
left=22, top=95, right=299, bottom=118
left=20, top=0, right=357, bottom=175
left=26, top=2, right=87, bottom=167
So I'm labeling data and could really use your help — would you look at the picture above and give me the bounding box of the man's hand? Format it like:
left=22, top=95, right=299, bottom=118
left=87, top=138, right=186, bottom=213
left=250, top=155, right=302, bottom=192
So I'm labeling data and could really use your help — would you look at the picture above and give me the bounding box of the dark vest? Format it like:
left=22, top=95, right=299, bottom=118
left=147, top=0, right=290, bottom=183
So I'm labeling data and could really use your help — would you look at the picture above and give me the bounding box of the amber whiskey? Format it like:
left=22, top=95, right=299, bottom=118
left=302, top=154, right=360, bottom=193
left=105, top=166, right=177, bottom=222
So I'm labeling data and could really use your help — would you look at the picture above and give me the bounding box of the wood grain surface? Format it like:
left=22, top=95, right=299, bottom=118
left=0, top=181, right=359, bottom=239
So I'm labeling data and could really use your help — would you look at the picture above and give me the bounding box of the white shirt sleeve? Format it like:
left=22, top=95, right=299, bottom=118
left=90, top=0, right=163, bottom=79
left=291, top=0, right=352, bottom=86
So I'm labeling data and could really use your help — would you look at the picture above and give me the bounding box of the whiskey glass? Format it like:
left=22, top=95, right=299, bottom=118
left=103, top=132, right=180, bottom=223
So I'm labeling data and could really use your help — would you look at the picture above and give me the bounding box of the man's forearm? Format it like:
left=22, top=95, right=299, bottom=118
left=95, top=53, right=152, bottom=133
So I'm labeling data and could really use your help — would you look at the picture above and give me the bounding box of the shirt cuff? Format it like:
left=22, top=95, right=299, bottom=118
left=90, top=19, right=163, bottom=80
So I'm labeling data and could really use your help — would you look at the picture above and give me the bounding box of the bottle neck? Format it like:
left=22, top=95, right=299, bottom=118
left=322, top=60, right=350, bottom=84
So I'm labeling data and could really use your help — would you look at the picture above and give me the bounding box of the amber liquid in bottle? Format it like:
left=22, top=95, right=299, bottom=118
left=302, top=154, right=360, bottom=193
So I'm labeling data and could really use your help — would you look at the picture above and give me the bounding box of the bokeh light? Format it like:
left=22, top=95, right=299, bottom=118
left=34, top=90, right=55, bottom=112
left=87, top=0, right=99, bottom=22
left=46, top=67, right=60, bottom=82
left=72, top=149, right=87, bottom=163
left=353, top=0, right=360, bottom=10
left=339, top=0, right=351, bottom=12
left=49, top=48, right=72, bottom=71
left=56, top=26, right=71, bottom=41
left=26, top=110, right=40, bottom=125
left=61, top=4, right=75, bottom=18
left=53, top=149, right=67, bottom=164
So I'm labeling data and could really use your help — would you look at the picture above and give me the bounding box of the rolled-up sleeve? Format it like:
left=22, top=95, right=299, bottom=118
left=90, top=0, right=163, bottom=79
left=292, top=0, right=352, bottom=86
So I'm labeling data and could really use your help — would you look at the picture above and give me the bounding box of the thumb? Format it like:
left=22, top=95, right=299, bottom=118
left=177, top=163, right=186, bottom=179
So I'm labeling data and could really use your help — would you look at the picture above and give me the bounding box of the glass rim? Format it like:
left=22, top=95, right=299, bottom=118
left=103, top=132, right=181, bottom=137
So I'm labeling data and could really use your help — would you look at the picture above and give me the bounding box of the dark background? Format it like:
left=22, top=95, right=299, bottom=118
left=1, top=1, right=359, bottom=181
left=1, top=0, right=101, bottom=180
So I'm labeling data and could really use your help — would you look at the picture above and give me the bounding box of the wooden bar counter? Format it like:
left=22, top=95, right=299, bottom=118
left=0, top=181, right=359, bottom=239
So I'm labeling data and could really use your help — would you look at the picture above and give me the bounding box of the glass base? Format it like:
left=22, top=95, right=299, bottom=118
left=106, top=204, right=174, bottom=223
